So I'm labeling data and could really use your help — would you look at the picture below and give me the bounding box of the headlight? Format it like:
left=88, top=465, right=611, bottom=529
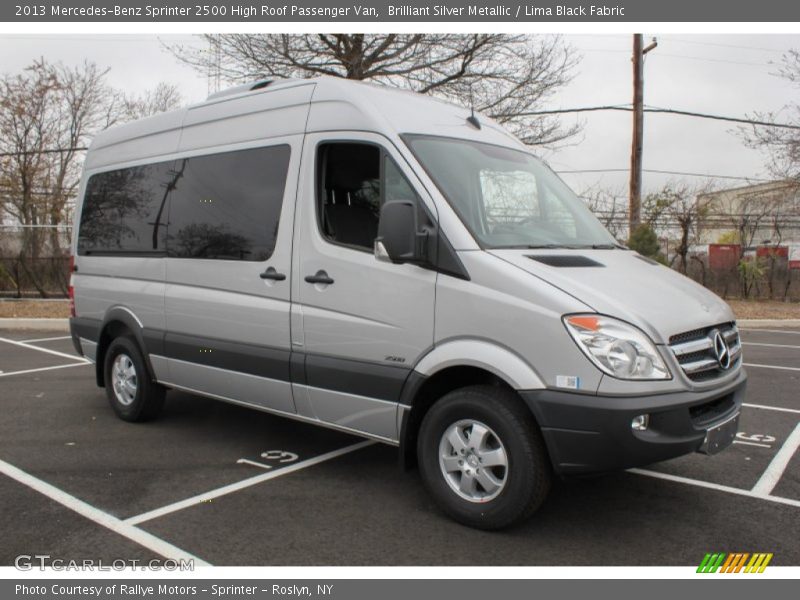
left=563, top=314, right=671, bottom=380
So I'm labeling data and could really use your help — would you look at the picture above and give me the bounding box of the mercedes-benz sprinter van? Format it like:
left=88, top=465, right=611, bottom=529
left=69, top=77, right=745, bottom=529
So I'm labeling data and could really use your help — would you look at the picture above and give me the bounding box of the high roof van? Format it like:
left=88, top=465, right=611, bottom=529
left=70, top=77, right=745, bottom=529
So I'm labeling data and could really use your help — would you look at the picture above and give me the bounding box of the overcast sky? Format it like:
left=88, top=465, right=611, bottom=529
left=1, top=33, right=798, bottom=200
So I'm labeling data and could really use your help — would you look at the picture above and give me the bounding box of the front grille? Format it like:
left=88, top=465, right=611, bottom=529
left=689, top=393, right=736, bottom=427
left=669, top=322, right=741, bottom=382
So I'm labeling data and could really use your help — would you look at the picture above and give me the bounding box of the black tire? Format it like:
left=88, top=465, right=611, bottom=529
left=417, top=385, right=551, bottom=530
left=103, top=336, right=165, bottom=422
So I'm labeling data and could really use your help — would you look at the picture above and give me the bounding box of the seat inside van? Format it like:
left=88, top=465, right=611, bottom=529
left=318, top=143, right=381, bottom=250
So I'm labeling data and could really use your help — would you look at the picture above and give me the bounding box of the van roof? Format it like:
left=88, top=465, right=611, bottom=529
left=86, top=76, right=523, bottom=170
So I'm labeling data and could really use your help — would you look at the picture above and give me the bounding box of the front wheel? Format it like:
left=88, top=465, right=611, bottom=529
left=417, top=385, right=551, bottom=530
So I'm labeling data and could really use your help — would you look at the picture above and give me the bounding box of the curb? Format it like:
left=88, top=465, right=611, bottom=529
left=737, top=319, right=800, bottom=328
left=0, top=318, right=70, bottom=332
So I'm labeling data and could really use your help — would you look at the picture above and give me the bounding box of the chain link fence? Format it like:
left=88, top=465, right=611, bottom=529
left=2, top=224, right=799, bottom=301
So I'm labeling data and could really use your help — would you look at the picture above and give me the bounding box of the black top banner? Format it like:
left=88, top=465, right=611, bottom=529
left=4, top=0, right=800, bottom=22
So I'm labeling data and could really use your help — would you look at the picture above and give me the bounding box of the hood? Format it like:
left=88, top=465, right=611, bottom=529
left=489, top=249, right=735, bottom=344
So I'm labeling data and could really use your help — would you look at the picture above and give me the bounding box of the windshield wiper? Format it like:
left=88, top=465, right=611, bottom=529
left=589, top=243, right=627, bottom=250
left=524, top=243, right=624, bottom=250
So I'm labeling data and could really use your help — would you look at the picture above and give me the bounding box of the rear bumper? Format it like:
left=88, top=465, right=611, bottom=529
left=520, top=370, right=746, bottom=476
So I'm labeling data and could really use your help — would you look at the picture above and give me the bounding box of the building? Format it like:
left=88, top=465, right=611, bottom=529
left=696, top=180, right=800, bottom=246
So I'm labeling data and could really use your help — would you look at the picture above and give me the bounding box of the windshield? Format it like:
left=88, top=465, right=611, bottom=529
left=404, top=135, right=618, bottom=249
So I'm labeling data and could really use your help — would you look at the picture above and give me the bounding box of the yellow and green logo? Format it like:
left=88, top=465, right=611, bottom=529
left=697, top=553, right=773, bottom=573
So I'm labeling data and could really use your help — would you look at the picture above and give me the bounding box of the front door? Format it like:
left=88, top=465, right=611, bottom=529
left=292, top=132, right=437, bottom=441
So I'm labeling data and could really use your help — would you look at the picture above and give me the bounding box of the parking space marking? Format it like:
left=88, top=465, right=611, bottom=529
left=743, top=342, right=800, bottom=350
left=752, top=423, right=800, bottom=496
left=0, top=457, right=210, bottom=566
left=19, top=335, right=72, bottom=343
left=124, top=440, right=374, bottom=526
left=628, top=468, right=800, bottom=508
left=743, top=363, right=800, bottom=372
left=0, top=362, right=91, bottom=379
left=734, top=440, right=773, bottom=448
left=0, top=335, right=88, bottom=363
left=236, top=458, right=273, bottom=470
left=744, top=403, right=800, bottom=415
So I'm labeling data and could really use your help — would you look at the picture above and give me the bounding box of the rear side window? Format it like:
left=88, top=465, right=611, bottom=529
left=167, top=145, right=291, bottom=261
left=77, top=161, right=176, bottom=255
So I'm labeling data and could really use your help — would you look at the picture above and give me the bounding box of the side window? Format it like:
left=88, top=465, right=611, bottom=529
left=77, top=161, right=175, bottom=255
left=316, top=142, right=422, bottom=251
left=167, top=145, right=291, bottom=261
left=384, top=154, right=420, bottom=204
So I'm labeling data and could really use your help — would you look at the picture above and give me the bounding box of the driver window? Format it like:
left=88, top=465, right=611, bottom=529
left=317, top=142, right=422, bottom=252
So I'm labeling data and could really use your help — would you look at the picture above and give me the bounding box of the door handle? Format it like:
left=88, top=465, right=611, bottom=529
left=259, top=267, right=286, bottom=281
left=304, top=270, right=334, bottom=285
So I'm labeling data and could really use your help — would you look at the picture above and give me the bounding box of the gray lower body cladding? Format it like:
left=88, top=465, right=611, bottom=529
left=69, top=317, right=412, bottom=404
left=520, top=371, right=747, bottom=476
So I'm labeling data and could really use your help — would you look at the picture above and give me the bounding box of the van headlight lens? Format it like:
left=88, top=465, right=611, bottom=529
left=563, top=315, right=671, bottom=380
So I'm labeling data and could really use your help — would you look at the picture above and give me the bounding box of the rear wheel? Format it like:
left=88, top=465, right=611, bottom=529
left=104, top=336, right=165, bottom=422
left=417, top=385, right=551, bottom=530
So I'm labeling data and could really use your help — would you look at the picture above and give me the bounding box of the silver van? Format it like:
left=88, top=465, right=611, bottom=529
left=69, top=77, right=745, bottom=529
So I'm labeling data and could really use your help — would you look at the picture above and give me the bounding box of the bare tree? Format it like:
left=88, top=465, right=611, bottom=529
left=0, top=59, right=181, bottom=296
left=579, top=184, right=626, bottom=239
left=644, top=183, right=713, bottom=274
left=121, top=81, right=182, bottom=121
left=166, top=34, right=581, bottom=147
left=0, top=60, right=110, bottom=295
left=701, top=185, right=786, bottom=298
left=742, top=49, right=800, bottom=182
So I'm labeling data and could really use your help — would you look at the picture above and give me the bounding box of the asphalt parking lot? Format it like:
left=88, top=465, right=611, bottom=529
left=0, top=327, right=798, bottom=567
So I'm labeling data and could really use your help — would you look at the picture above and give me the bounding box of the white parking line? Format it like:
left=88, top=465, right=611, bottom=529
left=19, top=335, right=72, bottom=343
left=0, top=335, right=88, bottom=363
left=236, top=458, right=272, bottom=470
left=0, top=362, right=90, bottom=379
left=752, top=423, right=800, bottom=496
left=125, top=440, right=375, bottom=526
left=744, top=363, right=800, bottom=372
left=743, top=342, right=800, bottom=350
left=628, top=468, right=800, bottom=509
left=734, top=440, right=773, bottom=448
left=0, top=458, right=210, bottom=566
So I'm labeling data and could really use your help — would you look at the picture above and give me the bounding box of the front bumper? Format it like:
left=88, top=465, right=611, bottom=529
left=520, top=369, right=746, bottom=476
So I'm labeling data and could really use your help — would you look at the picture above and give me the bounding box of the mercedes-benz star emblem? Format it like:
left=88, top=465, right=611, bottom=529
left=713, top=331, right=731, bottom=370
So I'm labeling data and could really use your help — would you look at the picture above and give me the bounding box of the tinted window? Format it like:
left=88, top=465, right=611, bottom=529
left=78, top=161, right=176, bottom=255
left=167, top=145, right=290, bottom=261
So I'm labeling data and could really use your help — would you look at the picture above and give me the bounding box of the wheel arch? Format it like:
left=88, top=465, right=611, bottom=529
left=399, top=341, right=545, bottom=470
left=95, top=307, right=156, bottom=388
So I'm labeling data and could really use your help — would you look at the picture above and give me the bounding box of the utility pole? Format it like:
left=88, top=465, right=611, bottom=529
left=629, top=34, right=658, bottom=237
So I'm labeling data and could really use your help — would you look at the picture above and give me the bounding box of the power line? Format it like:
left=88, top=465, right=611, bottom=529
left=657, top=36, right=785, bottom=54
left=650, top=53, right=771, bottom=68
left=558, top=168, right=772, bottom=182
left=522, top=105, right=800, bottom=130
left=0, top=147, right=88, bottom=158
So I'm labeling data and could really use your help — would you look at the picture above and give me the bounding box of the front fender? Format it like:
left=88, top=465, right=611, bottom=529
left=412, top=338, right=545, bottom=390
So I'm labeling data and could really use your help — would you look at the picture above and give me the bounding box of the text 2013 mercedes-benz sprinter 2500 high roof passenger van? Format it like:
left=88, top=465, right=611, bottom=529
left=70, top=77, right=745, bottom=529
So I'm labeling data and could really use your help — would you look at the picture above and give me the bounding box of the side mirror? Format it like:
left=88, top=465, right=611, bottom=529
left=375, top=201, right=424, bottom=264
